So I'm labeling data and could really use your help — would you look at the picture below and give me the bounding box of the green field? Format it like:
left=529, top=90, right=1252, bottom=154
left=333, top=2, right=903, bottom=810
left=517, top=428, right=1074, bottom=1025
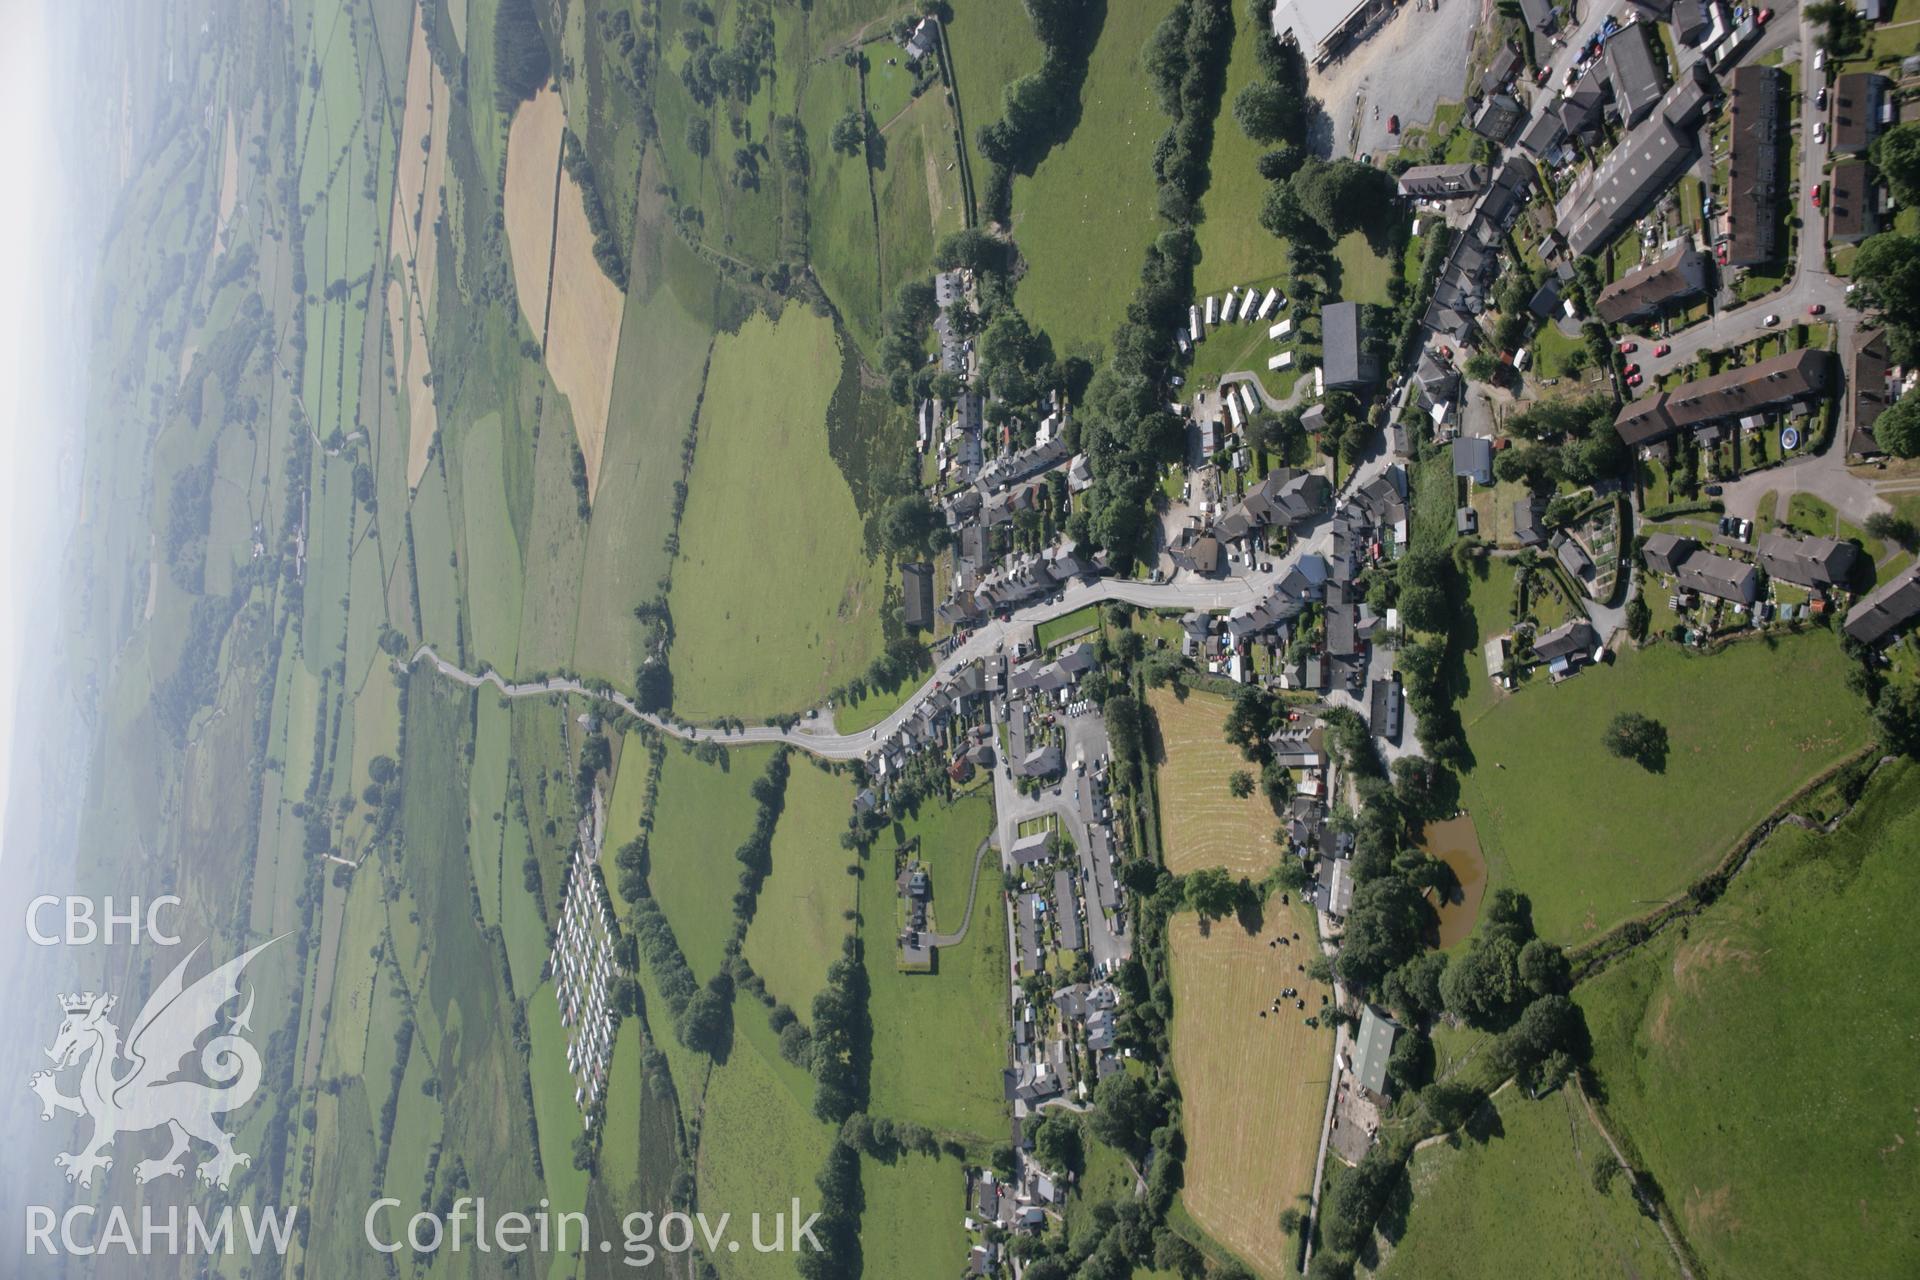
left=1576, top=761, right=1920, bottom=1280
left=861, top=792, right=1007, bottom=1140
left=1193, top=4, right=1287, bottom=292
left=742, top=760, right=857, bottom=1014
left=861, top=1151, right=970, bottom=1278
left=668, top=308, right=887, bottom=720
left=1456, top=625, right=1870, bottom=942
left=1373, top=1087, right=1678, bottom=1279
left=648, top=743, right=777, bottom=980
left=697, top=1005, right=836, bottom=1280
left=1010, top=0, right=1180, bottom=357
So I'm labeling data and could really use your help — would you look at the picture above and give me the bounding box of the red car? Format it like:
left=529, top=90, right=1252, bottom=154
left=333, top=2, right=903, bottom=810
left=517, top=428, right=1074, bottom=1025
left=1627, top=374, right=1643, bottom=387
left=1618, top=340, right=1638, bottom=354
left=1808, top=303, right=1826, bottom=316
left=1756, top=7, right=1772, bottom=24
left=1387, top=114, right=1399, bottom=135
left=1716, top=244, right=1730, bottom=265
left=1623, top=362, right=1640, bottom=375
left=1811, top=184, right=1823, bottom=209
left=1654, top=343, right=1671, bottom=357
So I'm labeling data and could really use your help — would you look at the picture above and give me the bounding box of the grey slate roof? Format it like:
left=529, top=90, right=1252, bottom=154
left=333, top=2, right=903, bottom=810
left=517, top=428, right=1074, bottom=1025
left=1845, top=564, right=1920, bottom=645
left=1756, top=531, right=1859, bottom=591
left=1321, top=301, right=1378, bottom=390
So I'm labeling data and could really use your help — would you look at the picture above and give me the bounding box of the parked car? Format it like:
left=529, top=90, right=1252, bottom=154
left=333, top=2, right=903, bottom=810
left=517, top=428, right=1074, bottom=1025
left=1811, top=184, right=1823, bottom=209
left=1654, top=343, right=1671, bottom=357
left=1756, top=7, right=1771, bottom=24
left=1623, top=362, right=1640, bottom=375
left=1808, top=303, right=1826, bottom=316
left=1814, top=121, right=1826, bottom=145
left=1387, top=114, right=1399, bottom=135
left=1626, top=373, right=1643, bottom=387
left=1763, top=313, right=1781, bottom=327
left=1705, top=483, right=1724, bottom=496
left=1618, top=340, right=1638, bottom=354
left=1816, top=87, right=1828, bottom=109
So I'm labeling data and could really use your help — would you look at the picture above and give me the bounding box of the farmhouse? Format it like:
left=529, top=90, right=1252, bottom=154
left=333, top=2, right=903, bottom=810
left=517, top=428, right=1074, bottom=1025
left=1756, top=531, right=1859, bottom=592
left=1844, top=565, right=1920, bottom=646
left=1321, top=302, right=1379, bottom=391
left=1726, top=65, right=1785, bottom=266
left=1594, top=241, right=1710, bottom=324
left=1613, top=349, right=1834, bottom=447
left=1397, top=163, right=1489, bottom=201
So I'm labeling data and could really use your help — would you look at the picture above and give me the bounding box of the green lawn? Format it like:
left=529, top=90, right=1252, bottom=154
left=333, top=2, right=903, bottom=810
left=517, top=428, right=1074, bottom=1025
left=667, top=308, right=886, bottom=721
left=1332, top=231, right=1393, bottom=307
left=1576, top=761, right=1920, bottom=1280
left=1011, top=0, right=1181, bottom=357
left=1455, top=627, right=1870, bottom=942
left=741, top=760, right=858, bottom=1015
left=863, top=792, right=1008, bottom=1140
left=1036, top=603, right=1103, bottom=649
left=1375, top=1087, right=1678, bottom=1280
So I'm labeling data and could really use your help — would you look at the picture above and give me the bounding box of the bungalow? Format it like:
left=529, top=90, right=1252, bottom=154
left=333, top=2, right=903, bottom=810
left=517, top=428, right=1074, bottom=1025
left=1513, top=496, right=1547, bottom=547
left=1756, top=531, right=1859, bottom=592
left=1844, top=564, right=1920, bottom=646
left=1451, top=436, right=1493, bottom=485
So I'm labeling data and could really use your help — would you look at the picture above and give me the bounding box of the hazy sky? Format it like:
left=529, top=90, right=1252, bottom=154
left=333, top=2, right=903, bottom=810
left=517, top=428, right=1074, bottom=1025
left=0, top=0, right=63, bottom=857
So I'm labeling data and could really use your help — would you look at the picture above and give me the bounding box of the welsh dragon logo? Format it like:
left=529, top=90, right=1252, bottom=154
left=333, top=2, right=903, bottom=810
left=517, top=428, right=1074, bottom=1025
left=27, top=938, right=278, bottom=1190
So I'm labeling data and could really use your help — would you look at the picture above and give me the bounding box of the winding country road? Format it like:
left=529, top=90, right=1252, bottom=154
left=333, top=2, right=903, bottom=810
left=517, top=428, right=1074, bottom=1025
left=407, top=440, right=1402, bottom=762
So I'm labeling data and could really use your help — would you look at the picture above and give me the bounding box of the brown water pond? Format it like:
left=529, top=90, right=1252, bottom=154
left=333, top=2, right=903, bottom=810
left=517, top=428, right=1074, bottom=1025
left=1421, top=815, right=1487, bottom=949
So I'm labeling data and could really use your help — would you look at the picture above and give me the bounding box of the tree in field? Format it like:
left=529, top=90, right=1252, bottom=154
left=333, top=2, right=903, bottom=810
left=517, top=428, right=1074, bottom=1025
left=1602, top=711, right=1668, bottom=771
left=1873, top=390, right=1920, bottom=458
left=1183, top=867, right=1242, bottom=921
left=829, top=109, right=868, bottom=157
left=1227, top=769, right=1255, bottom=799
left=1089, top=1071, right=1158, bottom=1153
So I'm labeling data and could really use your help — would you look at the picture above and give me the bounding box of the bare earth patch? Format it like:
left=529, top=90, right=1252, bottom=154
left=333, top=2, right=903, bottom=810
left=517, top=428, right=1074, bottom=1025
left=389, top=3, right=450, bottom=488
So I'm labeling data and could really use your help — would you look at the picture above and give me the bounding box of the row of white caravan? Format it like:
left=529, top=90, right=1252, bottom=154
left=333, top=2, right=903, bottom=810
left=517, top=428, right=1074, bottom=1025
left=1178, top=285, right=1286, bottom=353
